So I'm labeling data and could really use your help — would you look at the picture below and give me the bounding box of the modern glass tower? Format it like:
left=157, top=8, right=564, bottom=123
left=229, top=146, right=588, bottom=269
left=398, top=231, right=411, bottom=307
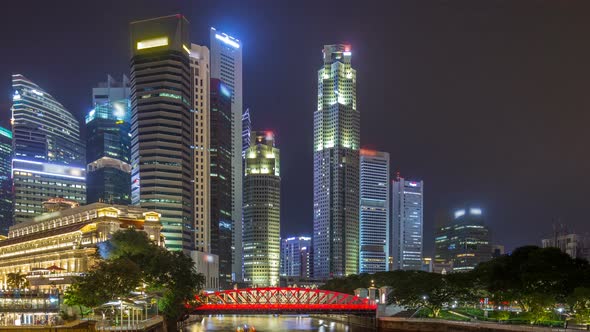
left=129, top=15, right=193, bottom=251
left=359, top=149, right=390, bottom=273
left=11, top=74, right=86, bottom=224
left=210, top=28, right=243, bottom=281
left=435, top=207, right=492, bottom=272
left=210, top=78, right=233, bottom=288
left=243, top=131, right=280, bottom=287
left=313, top=44, right=360, bottom=278
left=280, top=236, right=312, bottom=278
left=242, top=108, right=251, bottom=157
left=391, top=175, right=424, bottom=270
left=86, top=75, right=131, bottom=205
left=190, top=44, right=211, bottom=253
left=0, top=127, right=12, bottom=234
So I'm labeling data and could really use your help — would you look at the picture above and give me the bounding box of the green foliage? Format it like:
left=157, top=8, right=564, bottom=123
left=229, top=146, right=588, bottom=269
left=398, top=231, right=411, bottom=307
left=65, top=229, right=204, bottom=331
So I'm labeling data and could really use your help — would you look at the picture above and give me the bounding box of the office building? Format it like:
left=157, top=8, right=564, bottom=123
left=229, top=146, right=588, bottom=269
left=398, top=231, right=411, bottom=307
left=11, top=74, right=86, bottom=224
left=129, top=15, right=193, bottom=251
left=491, top=244, right=505, bottom=258
left=190, top=251, right=219, bottom=292
left=210, top=28, right=243, bottom=281
left=391, top=175, right=423, bottom=270
left=434, top=207, right=492, bottom=272
left=280, top=236, right=312, bottom=278
left=0, top=127, right=12, bottom=234
left=243, top=131, right=281, bottom=287
left=313, top=44, right=360, bottom=278
left=242, top=108, right=251, bottom=156
left=190, top=44, right=211, bottom=253
left=210, top=78, right=233, bottom=288
left=542, top=228, right=590, bottom=261
left=359, top=149, right=390, bottom=273
left=86, top=75, right=131, bottom=205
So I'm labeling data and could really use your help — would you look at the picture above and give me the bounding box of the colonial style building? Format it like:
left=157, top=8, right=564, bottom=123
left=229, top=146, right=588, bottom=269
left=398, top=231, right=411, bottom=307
left=0, top=203, right=161, bottom=290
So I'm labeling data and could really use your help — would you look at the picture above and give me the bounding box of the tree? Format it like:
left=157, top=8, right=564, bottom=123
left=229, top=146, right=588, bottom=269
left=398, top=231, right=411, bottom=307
left=6, top=272, right=29, bottom=289
left=567, top=287, right=590, bottom=323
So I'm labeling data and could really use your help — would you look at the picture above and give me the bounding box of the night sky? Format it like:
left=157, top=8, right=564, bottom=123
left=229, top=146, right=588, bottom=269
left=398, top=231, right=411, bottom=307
left=1, top=1, right=590, bottom=256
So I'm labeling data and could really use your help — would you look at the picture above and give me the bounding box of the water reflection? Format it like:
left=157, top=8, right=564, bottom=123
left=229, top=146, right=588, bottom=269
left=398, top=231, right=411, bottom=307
left=185, top=315, right=365, bottom=332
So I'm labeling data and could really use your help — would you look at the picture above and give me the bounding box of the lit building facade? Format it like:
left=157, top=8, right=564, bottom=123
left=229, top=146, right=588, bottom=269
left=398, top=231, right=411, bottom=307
left=190, top=44, right=211, bottom=253
left=86, top=75, right=131, bottom=205
left=359, top=149, right=390, bottom=273
left=391, top=175, right=423, bottom=270
left=210, top=28, right=243, bottom=282
left=210, top=78, right=233, bottom=288
left=280, top=236, right=312, bottom=278
left=243, top=132, right=281, bottom=287
left=0, top=203, right=161, bottom=290
left=11, top=74, right=86, bottom=224
left=542, top=231, right=590, bottom=262
left=0, top=127, right=12, bottom=234
left=130, top=15, right=194, bottom=251
left=434, top=207, right=491, bottom=272
left=313, top=44, right=360, bottom=279
left=242, top=108, right=251, bottom=157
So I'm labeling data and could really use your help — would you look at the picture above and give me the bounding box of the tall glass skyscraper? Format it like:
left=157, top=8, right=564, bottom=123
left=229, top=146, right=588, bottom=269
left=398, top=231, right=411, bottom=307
left=11, top=74, right=86, bottom=224
left=0, top=127, right=13, bottom=234
left=391, top=175, right=424, bottom=270
left=359, top=149, right=390, bottom=273
left=86, top=75, right=131, bottom=205
left=435, top=207, right=491, bottom=272
left=242, top=108, right=251, bottom=157
left=210, top=78, right=233, bottom=288
left=210, top=28, right=244, bottom=281
left=313, top=45, right=360, bottom=278
left=129, top=15, right=193, bottom=251
left=243, top=131, right=280, bottom=287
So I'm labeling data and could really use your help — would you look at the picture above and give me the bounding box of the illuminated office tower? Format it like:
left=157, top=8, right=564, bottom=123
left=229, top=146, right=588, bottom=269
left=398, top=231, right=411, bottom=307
left=210, top=78, right=233, bottom=288
left=391, top=175, right=423, bottom=270
left=0, top=127, right=12, bottom=234
left=210, top=28, right=243, bottom=281
left=86, top=75, right=131, bottom=205
left=242, top=108, right=251, bottom=157
left=359, top=149, right=390, bottom=273
left=190, top=44, right=211, bottom=253
left=243, top=131, right=280, bottom=287
left=280, top=236, right=312, bottom=278
left=435, top=207, right=491, bottom=272
left=313, top=44, right=360, bottom=278
left=129, top=15, right=193, bottom=251
left=11, top=74, right=86, bottom=224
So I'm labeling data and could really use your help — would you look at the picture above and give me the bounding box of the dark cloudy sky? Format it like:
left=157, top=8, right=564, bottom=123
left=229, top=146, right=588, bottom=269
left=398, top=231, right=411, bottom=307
left=1, top=0, right=589, bottom=255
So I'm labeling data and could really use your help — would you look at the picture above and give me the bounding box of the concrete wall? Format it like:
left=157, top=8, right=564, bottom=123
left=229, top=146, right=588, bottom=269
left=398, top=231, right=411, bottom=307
left=378, top=318, right=559, bottom=332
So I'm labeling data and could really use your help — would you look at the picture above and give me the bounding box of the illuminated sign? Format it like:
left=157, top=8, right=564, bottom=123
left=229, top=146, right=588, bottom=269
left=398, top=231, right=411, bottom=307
left=343, top=51, right=352, bottom=56
left=408, top=182, right=418, bottom=187
left=454, top=209, right=466, bottom=219
left=215, top=33, right=240, bottom=49
left=137, top=37, right=169, bottom=50
left=12, top=159, right=86, bottom=180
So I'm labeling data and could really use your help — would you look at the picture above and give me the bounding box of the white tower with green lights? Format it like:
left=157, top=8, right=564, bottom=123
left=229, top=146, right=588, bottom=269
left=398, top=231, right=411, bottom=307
left=313, top=44, right=359, bottom=278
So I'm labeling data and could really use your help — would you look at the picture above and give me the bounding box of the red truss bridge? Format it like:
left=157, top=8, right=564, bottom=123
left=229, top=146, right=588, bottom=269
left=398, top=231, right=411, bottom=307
left=191, top=287, right=377, bottom=315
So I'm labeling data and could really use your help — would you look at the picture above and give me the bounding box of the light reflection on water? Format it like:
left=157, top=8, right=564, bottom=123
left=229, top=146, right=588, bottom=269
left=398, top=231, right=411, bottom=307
left=185, top=315, right=364, bottom=332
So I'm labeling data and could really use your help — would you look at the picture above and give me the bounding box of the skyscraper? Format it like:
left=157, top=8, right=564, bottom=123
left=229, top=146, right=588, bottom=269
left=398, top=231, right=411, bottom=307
left=209, top=78, right=233, bottom=288
left=391, top=175, right=424, bottom=270
left=210, top=28, right=243, bottom=281
left=0, top=127, right=12, bottom=234
left=359, top=149, right=390, bottom=273
left=313, top=44, right=360, bottom=279
left=243, top=131, right=280, bottom=287
left=11, top=74, right=86, bottom=224
left=129, top=15, right=193, bottom=251
left=435, top=207, right=492, bottom=272
left=86, top=75, right=131, bottom=205
left=242, top=108, right=251, bottom=157
left=280, top=236, right=312, bottom=278
left=190, top=44, right=211, bottom=253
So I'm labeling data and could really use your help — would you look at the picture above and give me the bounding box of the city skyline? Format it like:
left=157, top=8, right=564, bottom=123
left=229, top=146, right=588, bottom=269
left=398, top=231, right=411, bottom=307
left=1, top=1, right=589, bottom=256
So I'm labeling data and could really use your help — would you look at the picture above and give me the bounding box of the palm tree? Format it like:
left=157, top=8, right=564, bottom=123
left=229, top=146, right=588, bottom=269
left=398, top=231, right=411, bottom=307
left=6, top=272, right=29, bottom=290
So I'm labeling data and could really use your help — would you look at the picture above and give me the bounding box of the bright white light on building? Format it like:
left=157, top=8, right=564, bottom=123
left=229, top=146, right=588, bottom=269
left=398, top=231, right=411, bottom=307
left=470, top=208, right=482, bottom=215
left=215, top=33, right=240, bottom=48
left=454, top=209, right=466, bottom=219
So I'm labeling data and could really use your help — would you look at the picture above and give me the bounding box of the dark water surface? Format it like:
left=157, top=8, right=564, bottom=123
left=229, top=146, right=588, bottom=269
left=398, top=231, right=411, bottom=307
left=185, top=315, right=374, bottom=332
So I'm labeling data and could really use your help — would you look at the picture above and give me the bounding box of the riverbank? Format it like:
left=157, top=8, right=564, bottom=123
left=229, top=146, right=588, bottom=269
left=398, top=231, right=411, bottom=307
left=378, top=317, right=569, bottom=332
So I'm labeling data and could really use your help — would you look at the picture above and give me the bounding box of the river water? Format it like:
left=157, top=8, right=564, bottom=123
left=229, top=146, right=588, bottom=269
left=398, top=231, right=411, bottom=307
left=185, top=315, right=370, bottom=331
